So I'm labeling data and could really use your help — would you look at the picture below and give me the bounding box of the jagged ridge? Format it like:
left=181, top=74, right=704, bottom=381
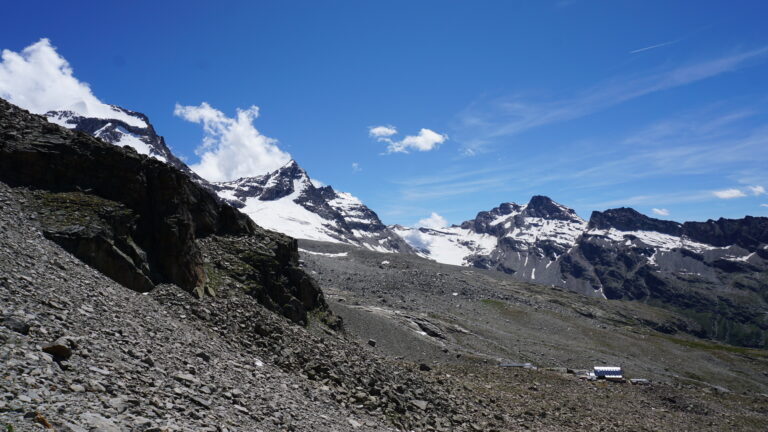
left=213, top=160, right=414, bottom=254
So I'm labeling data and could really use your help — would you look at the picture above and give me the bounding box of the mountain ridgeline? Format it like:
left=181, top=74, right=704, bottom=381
left=212, top=160, right=414, bottom=254
left=396, top=196, right=768, bottom=347
left=23, top=98, right=768, bottom=348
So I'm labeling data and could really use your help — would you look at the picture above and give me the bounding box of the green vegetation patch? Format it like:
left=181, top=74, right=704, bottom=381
left=29, top=190, right=135, bottom=233
left=656, top=334, right=768, bottom=358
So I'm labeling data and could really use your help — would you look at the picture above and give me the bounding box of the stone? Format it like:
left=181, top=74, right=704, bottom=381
left=2, top=317, right=31, bottom=335
left=69, top=384, right=86, bottom=393
left=174, top=373, right=199, bottom=386
left=42, top=342, right=72, bottom=361
left=79, top=413, right=120, bottom=432
left=367, top=339, right=377, bottom=347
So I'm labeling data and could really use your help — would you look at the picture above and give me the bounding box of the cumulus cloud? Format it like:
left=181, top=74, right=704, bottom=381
left=369, top=125, right=448, bottom=154
left=0, top=38, right=145, bottom=127
left=748, top=185, right=766, bottom=196
left=351, top=162, right=362, bottom=172
left=651, top=208, right=669, bottom=216
left=174, top=102, right=291, bottom=182
left=417, top=212, right=448, bottom=229
left=713, top=188, right=747, bottom=199
left=761, top=204, right=768, bottom=208
left=368, top=125, right=397, bottom=137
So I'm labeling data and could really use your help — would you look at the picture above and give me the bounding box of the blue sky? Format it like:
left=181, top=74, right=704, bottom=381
left=1, top=1, right=768, bottom=226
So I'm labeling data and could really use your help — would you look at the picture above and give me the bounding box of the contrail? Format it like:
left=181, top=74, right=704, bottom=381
left=630, top=39, right=679, bottom=54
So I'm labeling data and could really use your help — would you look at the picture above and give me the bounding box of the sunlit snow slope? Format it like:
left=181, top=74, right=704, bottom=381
left=214, top=160, right=414, bottom=253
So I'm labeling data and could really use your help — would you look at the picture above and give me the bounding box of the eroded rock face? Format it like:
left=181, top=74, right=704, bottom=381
left=27, top=190, right=156, bottom=293
left=0, top=98, right=251, bottom=293
left=0, top=98, right=330, bottom=324
left=199, top=235, right=338, bottom=327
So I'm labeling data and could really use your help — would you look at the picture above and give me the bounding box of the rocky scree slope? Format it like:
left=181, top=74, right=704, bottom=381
left=213, top=160, right=413, bottom=253
left=0, top=181, right=528, bottom=432
left=0, top=98, right=327, bottom=325
left=395, top=196, right=768, bottom=348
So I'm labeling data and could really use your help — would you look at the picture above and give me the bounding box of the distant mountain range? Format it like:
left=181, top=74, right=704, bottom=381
left=45, top=103, right=768, bottom=347
left=396, top=196, right=767, bottom=346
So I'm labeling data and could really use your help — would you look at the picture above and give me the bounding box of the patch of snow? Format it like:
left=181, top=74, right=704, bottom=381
left=298, top=249, right=348, bottom=258
left=45, top=111, right=76, bottom=127
left=363, top=243, right=393, bottom=253
left=393, top=225, right=497, bottom=266
left=45, top=107, right=147, bottom=129
left=239, top=179, right=342, bottom=243
left=216, top=189, right=239, bottom=202
left=109, top=126, right=152, bottom=156
left=588, top=228, right=716, bottom=253
left=504, top=217, right=587, bottom=247
left=489, top=205, right=525, bottom=226
left=724, top=252, right=755, bottom=262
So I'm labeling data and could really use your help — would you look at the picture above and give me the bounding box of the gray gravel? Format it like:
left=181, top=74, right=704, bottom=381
left=0, top=182, right=517, bottom=431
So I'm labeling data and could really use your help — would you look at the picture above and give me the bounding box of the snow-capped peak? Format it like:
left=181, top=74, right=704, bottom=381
left=395, top=196, right=587, bottom=268
left=212, top=160, right=414, bottom=253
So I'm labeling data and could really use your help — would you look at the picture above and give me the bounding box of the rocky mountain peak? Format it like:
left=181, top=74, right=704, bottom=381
left=588, top=207, right=682, bottom=236
left=524, top=195, right=580, bottom=221
left=213, top=160, right=414, bottom=253
left=275, top=159, right=308, bottom=179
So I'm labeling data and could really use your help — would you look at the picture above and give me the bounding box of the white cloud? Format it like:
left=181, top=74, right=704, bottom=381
left=0, top=38, right=145, bottom=127
left=368, top=125, right=397, bottom=137
left=174, top=102, right=291, bottom=182
left=391, top=129, right=448, bottom=153
left=748, top=185, right=766, bottom=196
left=351, top=162, right=362, bottom=172
left=761, top=203, right=768, bottom=208
left=713, top=188, right=747, bottom=199
left=370, top=125, right=448, bottom=154
left=369, top=124, right=448, bottom=154
left=651, top=208, right=670, bottom=216
left=417, top=212, right=448, bottom=229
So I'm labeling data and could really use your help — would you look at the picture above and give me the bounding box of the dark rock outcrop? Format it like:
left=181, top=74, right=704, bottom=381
left=684, top=217, right=768, bottom=250
left=0, top=98, right=330, bottom=324
left=0, top=99, right=253, bottom=293
left=588, top=207, right=683, bottom=236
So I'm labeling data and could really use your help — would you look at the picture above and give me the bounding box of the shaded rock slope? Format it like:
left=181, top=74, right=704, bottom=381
left=0, top=98, right=326, bottom=325
left=395, top=196, right=768, bottom=348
